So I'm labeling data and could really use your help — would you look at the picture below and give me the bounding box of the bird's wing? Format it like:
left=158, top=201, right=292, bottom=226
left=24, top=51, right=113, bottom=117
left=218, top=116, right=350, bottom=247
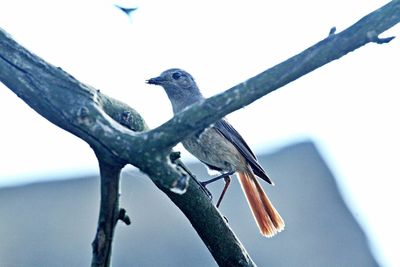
left=214, top=120, right=273, bottom=184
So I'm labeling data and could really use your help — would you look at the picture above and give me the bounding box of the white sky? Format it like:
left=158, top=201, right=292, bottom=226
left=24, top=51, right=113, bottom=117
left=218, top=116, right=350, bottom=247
left=0, top=0, right=399, bottom=266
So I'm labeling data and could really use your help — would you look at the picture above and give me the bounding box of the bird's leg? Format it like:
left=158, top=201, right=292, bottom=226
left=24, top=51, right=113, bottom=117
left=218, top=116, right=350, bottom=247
left=201, top=170, right=235, bottom=186
left=216, top=175, right=232, bottom=208
left=192, top=175, right=213, bottom=199
left=200, top=171, right=234, bottom=207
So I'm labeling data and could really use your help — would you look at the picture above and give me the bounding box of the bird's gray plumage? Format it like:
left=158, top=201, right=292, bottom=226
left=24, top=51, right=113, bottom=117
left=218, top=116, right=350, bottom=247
left=147, top=68, right=273, bottom=184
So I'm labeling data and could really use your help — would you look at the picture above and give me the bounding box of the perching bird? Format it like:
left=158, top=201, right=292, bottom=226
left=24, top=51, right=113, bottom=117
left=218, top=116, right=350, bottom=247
left=147, top=68, right=285, bottom=237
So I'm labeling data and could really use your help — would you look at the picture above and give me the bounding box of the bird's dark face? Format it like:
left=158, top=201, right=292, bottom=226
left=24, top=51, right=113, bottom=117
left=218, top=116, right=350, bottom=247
left=147, top=68, right=196, bottom=91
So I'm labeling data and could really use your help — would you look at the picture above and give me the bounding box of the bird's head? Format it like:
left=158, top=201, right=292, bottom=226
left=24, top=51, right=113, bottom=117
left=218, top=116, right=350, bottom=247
left=147, top=68, right=195, bottom=89
left=147, top=68, right=203, bottom=113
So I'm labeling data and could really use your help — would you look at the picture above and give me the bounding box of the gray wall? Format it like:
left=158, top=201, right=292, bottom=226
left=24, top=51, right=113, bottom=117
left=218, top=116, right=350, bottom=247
left=0, top=141, right=379, bottom=266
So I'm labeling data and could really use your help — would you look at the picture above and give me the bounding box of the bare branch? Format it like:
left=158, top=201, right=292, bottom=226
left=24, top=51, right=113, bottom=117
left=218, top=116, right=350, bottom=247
left=91, top=156, right=124, bottom=267
left=140, top=0, right=399, bottom=150
left=0, top=1, right=398, bottom=266
left=0, top=26, right=255, bottom=266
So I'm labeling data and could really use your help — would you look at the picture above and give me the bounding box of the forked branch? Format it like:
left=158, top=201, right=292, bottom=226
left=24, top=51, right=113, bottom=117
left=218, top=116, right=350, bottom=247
left=0, top=1, right=398, bottom=266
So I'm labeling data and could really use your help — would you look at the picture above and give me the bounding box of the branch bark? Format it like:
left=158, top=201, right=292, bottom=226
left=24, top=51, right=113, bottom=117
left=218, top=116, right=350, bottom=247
left=0, top=1, right=398, bottom=266
left=139, top=0, right=399, bottom=151
left=91, top=156, right=125, bottom=267
left=0, top=26, right=256, bottom=266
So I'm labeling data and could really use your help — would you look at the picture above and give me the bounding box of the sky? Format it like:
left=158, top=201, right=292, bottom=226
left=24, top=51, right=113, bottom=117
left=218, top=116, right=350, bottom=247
left=0, top=0, right=399, bottom=266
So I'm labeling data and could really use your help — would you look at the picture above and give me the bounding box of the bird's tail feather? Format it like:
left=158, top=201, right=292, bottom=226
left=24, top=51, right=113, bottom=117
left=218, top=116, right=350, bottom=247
left=238, top=170, right=285, bottom=237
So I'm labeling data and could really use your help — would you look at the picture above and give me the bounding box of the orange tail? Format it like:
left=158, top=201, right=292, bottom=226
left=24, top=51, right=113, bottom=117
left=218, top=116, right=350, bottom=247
left=238, top=170, right=285, bottom=237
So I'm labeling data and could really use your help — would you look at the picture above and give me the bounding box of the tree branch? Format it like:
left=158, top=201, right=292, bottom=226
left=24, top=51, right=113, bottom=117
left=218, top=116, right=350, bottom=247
left=0, top=1, right=398, bottom=266
left=0, top=27, right=256, bottom=266
left=139, top=0, right=399, bottom=151
left=91, top=156, right=126, bottom=267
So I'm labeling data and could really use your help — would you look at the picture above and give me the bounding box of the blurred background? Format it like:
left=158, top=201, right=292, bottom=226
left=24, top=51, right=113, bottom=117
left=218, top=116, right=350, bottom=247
left=0, top=0, right=399, bottom=266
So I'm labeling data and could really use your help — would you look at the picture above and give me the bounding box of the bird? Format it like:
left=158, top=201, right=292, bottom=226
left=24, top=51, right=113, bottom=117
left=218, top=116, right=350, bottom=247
left=114, top=4, right=138, bottom=18
left=147, top=68, right=285, bottom=237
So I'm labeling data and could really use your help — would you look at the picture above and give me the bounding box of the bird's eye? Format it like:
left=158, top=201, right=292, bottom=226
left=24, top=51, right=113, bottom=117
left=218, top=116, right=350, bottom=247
left=172, top=72, right=182, bottom=80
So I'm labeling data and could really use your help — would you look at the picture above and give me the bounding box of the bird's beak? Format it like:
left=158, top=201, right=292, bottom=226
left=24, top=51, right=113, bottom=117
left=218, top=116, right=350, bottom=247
left=146, top=76, right=166, bottom=85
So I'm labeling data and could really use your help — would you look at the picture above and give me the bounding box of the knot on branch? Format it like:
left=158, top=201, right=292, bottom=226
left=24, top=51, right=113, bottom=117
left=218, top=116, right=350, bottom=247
left=118, top=208, right=131, bottom=225
left=91, top=228, right=107, bottom=258
left=328, top=27, right=337, bottom=36
left=118, top=110, right=145, bottom=131
left=170, top=174, right=189, bottom=194
left=169, top=151, right=181, bottom=162
left=76, top=106, right=94, bottom=126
